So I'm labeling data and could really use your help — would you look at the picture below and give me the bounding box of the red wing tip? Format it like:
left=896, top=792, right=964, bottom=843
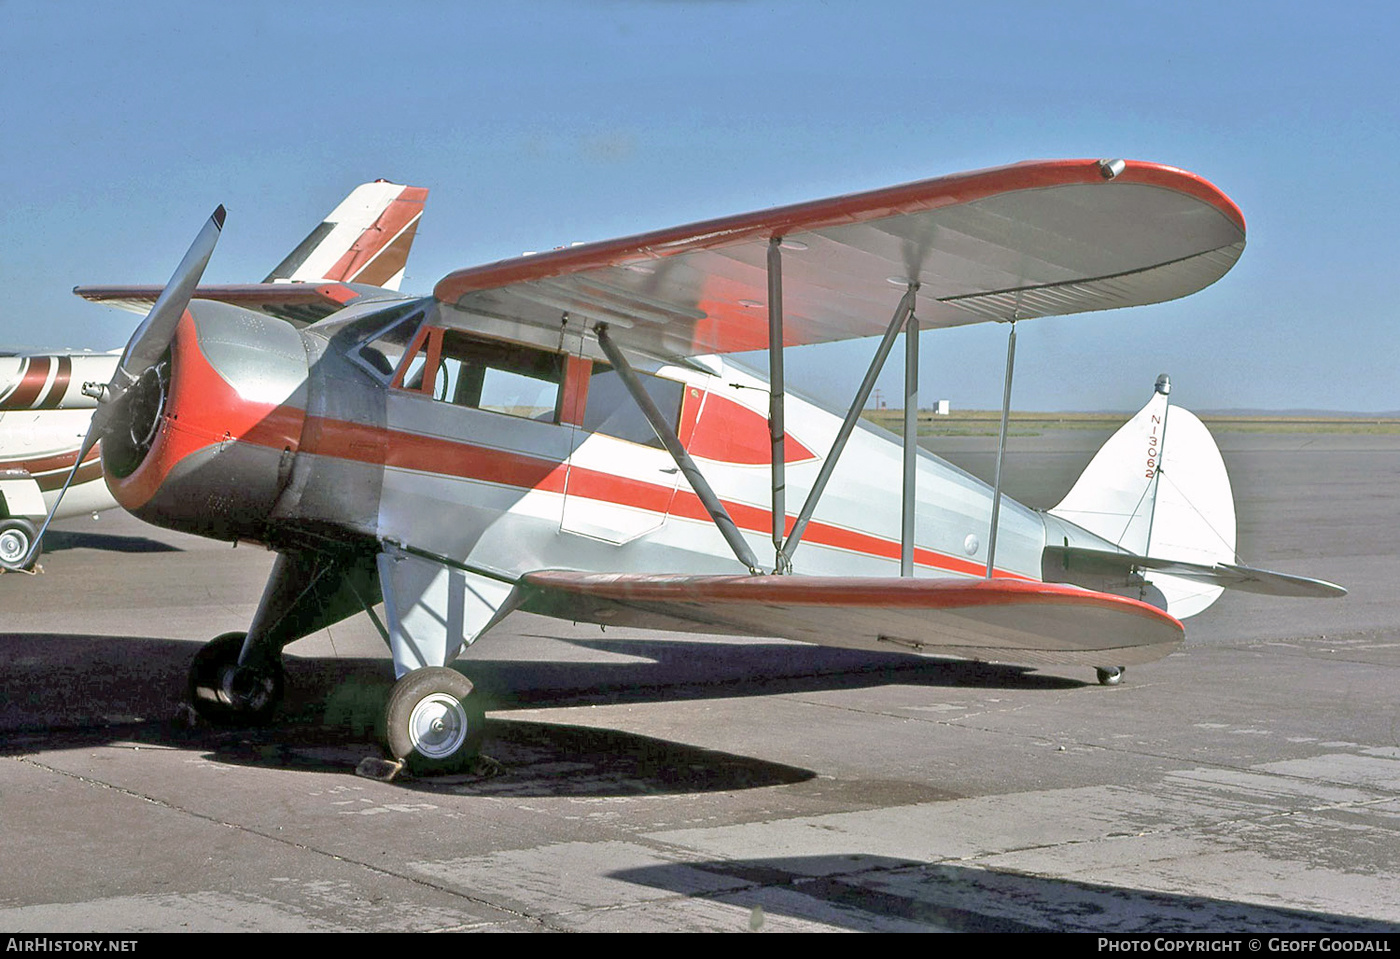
left=212, top=205, right=226, bottom=229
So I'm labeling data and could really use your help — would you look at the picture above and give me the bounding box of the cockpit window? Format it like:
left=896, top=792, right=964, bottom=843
left=353, top=302, right=427, bottom=378
left=582, top=365, right=683, bottom=449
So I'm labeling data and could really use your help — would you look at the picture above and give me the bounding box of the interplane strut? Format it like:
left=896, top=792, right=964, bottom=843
left=986, top=320, right=1018, bottom=578
left=595, top=324, right=762, bottom=574
left=778, top=283, right=918, bottom=570
left=902, top=312, right=919, bottom=576
left=767, top=238, right=788, bottom=573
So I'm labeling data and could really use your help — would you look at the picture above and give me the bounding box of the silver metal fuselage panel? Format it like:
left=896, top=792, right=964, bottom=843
left=127, top=298, right=1061, bottom=600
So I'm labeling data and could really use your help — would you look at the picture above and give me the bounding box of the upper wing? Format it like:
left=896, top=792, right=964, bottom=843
left=513, top=571, right=1184, bottom=667
left=434, top=159, right=1245, bottom=359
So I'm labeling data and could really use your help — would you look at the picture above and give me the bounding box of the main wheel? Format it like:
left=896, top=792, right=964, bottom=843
left=0, top=518, right=39, bottom=571
left=1096, top=666, right=1125, bottom=686
left=188, top=631, right=285, bottom=724
left=381, top=667, right=485, bottom=775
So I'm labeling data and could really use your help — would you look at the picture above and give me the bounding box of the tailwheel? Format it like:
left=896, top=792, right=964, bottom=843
left=188, top=631, right=285, bottom=724
left=1096, top=666, right=1125, bottom=686
left=381, top=666, right=485, bottom=775
left=0, top=517, right=39, bottom=571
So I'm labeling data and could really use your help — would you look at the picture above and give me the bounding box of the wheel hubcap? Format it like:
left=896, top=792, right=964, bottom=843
left=0, top=530, right=29, bottom=565
left=408, top=693, right=469, bottom=759
left=221, top=665, right=275, bottom=712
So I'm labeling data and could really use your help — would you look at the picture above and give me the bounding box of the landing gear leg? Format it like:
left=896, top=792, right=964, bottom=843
left=188, top=632, right=285, bottom=724
left=1096, top=666, right=1124, bottom=686
left=380, top=667, right=484, bottom=775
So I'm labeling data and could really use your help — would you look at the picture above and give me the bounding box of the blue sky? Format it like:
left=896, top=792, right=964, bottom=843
left=3, top=1, right=1396, bottom=412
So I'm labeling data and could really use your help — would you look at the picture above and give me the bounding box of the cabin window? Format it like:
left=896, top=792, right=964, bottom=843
left=582, top=365, right=683, bottom=449
left=395, top=328, right=564, bottom=423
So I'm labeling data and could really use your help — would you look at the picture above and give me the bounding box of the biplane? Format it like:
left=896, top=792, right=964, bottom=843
left=38, top=158, right=1343, bottom=773
left=0, top=179, right=427, bottom=570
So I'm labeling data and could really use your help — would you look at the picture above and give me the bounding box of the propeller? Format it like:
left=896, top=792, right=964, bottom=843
left=21, top=205, right=225, bottom=567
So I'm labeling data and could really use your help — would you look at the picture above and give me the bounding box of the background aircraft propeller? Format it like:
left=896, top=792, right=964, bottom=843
left=20, top=206, right=225, bottom=567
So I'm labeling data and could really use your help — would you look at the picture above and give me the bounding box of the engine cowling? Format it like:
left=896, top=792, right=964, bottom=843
left=103, top=301, right=309, bottom=543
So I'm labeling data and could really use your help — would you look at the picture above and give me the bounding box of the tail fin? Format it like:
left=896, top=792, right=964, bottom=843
left=1050, top=374, right=1237, bottom=618
left=263, top=180, right=429, bottom=290
left=1045, top=375, right=1345, bottom=615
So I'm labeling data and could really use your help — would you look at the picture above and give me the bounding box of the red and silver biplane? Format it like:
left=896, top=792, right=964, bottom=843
left=36, top=159, right=1344, bottom=773
left=1, top=179, right=427, bottom=570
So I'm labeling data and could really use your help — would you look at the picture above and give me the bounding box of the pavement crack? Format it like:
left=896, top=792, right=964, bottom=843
left=4, top=754, right=543, bottom=923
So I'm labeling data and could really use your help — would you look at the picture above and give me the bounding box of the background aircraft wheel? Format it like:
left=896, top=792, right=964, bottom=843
left=188, top=631, right=284, bottom=724
left=0, top=518, right=39, bottom=571
left=1096, top=666, right=1124, bottom=686
left=382, top=667, right=484, bottom=775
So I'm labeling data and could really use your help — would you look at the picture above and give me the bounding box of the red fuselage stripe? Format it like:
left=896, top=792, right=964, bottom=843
left=299, top=414, right=1026, bottom=579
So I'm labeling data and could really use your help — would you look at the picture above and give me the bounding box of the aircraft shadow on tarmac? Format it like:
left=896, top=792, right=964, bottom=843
left=614, top=855, right=1400, bottom=933
left=0, top=630, right=1080, bottom=795
left=470, top=634, right=1083, bottom=707
left=38, top=529, right=183, bottom=555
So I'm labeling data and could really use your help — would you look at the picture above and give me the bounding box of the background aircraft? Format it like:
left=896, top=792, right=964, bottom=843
left=32, top=159, right=1343, bottom=775
left=0, top=180, right=428, bottom=571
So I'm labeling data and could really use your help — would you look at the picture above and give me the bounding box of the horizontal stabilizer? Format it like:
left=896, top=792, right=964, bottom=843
left=1043, top=546, right=1346, bottom=599
left=75, top=282, right=405, bottom=325
left=514, top=571, right=1184, bottom=667
left=76, top=180, right=429, bottom=322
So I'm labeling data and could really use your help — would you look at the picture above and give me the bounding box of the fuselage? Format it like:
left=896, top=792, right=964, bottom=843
left=0, top=353, right=119, bottom=520
left=104, top=297, right=1117, bottom=585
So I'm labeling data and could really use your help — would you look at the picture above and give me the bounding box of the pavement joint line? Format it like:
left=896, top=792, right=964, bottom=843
left=892, top=705, right=1400, bottom=787
left=941, top=792, right=1400, bottom=863
left=4, top=753, right=546, bottom=925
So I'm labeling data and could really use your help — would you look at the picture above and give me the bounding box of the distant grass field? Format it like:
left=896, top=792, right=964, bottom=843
left=861, top=409, right=1400, bottom=436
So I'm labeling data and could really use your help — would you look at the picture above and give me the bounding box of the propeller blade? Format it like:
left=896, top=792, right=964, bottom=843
left=113, top=205, right=225, bottom=392
left=19, top=205, right=226, bottom=568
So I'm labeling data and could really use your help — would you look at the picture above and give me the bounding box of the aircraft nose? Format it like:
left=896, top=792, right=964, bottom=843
left=103, top=302, right=309, bottom=542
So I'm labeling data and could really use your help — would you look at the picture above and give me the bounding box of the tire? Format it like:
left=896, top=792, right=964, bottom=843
left=1096, top=666, right=1124, bottom=686
left=0, top=517, right=39, bottom=571
left=381, top=667, right=485, bottom=775
left=188, top=631, right=284, bottom=724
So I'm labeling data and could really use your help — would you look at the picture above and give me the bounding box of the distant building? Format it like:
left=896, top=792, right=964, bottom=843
left=935, top=399, right=950, bottom=415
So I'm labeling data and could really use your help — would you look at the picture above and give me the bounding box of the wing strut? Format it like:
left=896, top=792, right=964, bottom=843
left=902, top=311, right=920, bottom=576
left=595, top=324, right=762, bottom=575
left=778, top=284, right=918, bottom=570
left=765, top=243, right=922, bottom=576
left=985, top=320, right=1018, bottom=577
left=767, top=238, right=788, bottom=573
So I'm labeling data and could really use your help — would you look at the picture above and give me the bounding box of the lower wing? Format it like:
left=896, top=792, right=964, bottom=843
left=511, top=572, right=1184, bottom=667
